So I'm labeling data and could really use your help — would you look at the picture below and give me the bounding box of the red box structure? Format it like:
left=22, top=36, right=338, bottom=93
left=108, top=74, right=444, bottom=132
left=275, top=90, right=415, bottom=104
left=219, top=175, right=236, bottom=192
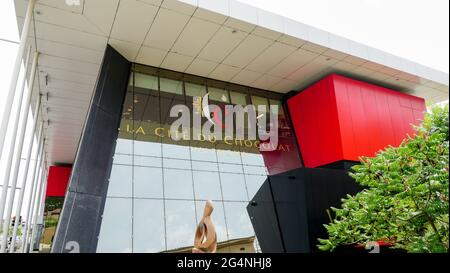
left=287, top=74, right=426, bottom=168
left=46, top=166, right=72, bottom=197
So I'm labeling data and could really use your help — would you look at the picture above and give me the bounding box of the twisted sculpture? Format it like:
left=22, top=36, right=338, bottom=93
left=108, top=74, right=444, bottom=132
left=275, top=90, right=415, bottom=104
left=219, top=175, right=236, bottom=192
left=192, top=200, right=217, bottom=253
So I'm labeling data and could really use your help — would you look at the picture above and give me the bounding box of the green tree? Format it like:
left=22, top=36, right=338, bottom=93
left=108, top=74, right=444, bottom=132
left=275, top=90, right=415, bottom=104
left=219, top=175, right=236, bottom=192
left=318, top=105, right=449, bottom=253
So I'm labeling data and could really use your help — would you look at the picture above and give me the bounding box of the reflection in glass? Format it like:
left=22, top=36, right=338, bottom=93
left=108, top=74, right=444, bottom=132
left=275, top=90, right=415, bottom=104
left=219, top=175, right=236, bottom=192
left=216, top=149, right=241, bottom=164
left=162, top=143, right=190, bottom=160
left=251, top=95, right=269, bottom=112
left=245, top=175, right=266, bottom=199
left=113, top=154, right=132, bottom=165
left=134, top=140, right=161, bottom=157
left=191, top=161, right=218, bottom=172
left=107, top=165, right=132, bottom=198
left=99, top=64, right=295, bottom=253
left=164, top=169, right=194, bottom=199
left=134, top=155, right=162, bottom=168
left=209, top=87, right=229, bottom=102
left=219, top=163, right=243, bottom=174
left=160, top=77, right=183, bottom=95
left=190, top=146, right=217, bottom=162
left=185, top=82, right=206, bottom=97
left=163, top=158, right=191, bottom=169
left=134, top=167, right=163, bottom=198
left=220, top=173, right=248, bottom=201
left=134, top=73, right=158, bottom=90
left=165, top=200, right=196, bottom=250
left=230, top=91, right=247, bottom=105
left=240, top=152, right=265, bottom=166
left=115, top=138, right=132, bottom=154
left=243, top=165, right=267, bottom=175
left=193, top=171, right=222, bottom=200
left=224, top=202, right=254, bottom=240
left=133, top=199, right=165, bottom=252
left=97, top=198, right=132, bottom=253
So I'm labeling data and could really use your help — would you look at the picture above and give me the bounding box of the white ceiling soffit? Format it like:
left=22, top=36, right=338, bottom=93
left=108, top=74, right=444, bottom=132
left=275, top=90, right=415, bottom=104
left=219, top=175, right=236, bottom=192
left=13, top=0, right=449, bottom=164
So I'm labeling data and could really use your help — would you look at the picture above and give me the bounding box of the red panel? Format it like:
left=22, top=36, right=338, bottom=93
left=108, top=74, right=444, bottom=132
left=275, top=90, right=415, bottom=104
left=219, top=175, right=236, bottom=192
left=346, top=79, right=371, bottom=157
left=287, top=75, right=343, bottom=167
left=373, top=89, right=396, bottom=152
left=287, top=74, right=426, bottom=168
left=46, top=166, right=72, bottom=197
left=333, top=76, right=357, bottom=160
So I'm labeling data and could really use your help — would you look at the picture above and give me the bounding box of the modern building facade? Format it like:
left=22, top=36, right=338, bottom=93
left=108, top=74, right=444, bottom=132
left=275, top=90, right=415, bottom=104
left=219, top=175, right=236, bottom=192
left=1, top=0, right=448, bottom=253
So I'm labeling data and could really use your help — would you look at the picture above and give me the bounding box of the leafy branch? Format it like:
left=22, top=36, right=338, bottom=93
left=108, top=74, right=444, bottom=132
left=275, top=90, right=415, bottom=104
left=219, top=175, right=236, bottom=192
left=318, top=104, right=449, bottom=253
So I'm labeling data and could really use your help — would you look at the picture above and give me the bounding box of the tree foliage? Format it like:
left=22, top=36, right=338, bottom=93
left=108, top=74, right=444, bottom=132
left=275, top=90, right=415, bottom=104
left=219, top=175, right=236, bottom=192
left=318, top=105, right=449, bottom=253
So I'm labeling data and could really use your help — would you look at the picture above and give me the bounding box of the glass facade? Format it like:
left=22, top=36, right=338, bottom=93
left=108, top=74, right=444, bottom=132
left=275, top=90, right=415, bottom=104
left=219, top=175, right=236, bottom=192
left=96, top=64, right=300, bottom=253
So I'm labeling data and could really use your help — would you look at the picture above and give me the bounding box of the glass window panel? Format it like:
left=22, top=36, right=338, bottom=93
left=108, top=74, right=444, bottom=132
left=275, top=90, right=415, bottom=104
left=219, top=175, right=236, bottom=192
left=185, top=82, right=206, bottom=97
left=118, top=118, right=133, bottom=137
left=192, top=171, right=222, bottom=200
left=219, top=163, right=243, bottom=174
left=134, top=167, right=163, bottom=198
left=245, top=175, right=266, bottom=199
left=160, top=97, right=185, bottom=125
left=269, top=99, right=284, bottom=116
left=191, top=161, right=218, bottom=172
left=224, top=202, right=254, bottom=240
left=208, top=87, right=229, bottom=102
left=97, top=198, right=132, bottom=253
left=216, top=149, right=241, bottom=164
left=230, top=91, right=247, bottom=105
left=163, top=158, right=191, bottom=170
left=160, top=77, right=183, bottom=95
left=107, top=165, right=132, bottom=198
left=135, top=93, right=160, bottom=123
left=162, top=143, right=191, bottom=160
left=134, top=155, right=162, bottom=168
left=105, top=66, right=284, bottom=253
left=113, top=154, right=132, bottom=165
left=240, top=152, right=265, bottom=166
left=251, top=96, right=269, bottom=113
left=134, top=73, right=158, bottom=90
left=220, top=173, right=248, bottom=201
left=115, top=138, right=132, bottom=154
left=165, top=200, right=196, bottom=250
left=133, top=199, right=165, bottom=253
left=243, top=165, right=267, bottom=175
left=195, top=201, right=228, bottom=243
left=121, top=92, right=134, bottom=120
left=190, top=146, right=217, bottom=162
left=134, top=140, right=161, bottom=157
left=163, top=169, right=194, bottom=199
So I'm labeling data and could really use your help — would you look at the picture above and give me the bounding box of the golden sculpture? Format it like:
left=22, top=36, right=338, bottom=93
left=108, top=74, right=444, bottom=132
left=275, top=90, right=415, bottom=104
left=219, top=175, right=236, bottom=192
left=192, top=200, right=217, bottom=253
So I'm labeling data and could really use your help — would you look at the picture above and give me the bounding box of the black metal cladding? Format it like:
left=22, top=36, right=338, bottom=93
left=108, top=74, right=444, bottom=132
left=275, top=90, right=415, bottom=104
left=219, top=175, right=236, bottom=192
left=52, top=45, right=131, bottom=253
left=247, top=168, right=362, bottom=253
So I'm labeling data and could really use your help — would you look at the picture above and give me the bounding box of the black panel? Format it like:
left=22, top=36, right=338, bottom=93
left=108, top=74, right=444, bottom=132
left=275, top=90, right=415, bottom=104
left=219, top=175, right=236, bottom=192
left=248, top=168, right=362, bottom=253
left=52, top=192, right=104, bottom=253
left=52, top=45, right=131, bottom=253
left=69, top=108, right=118, bottom=196
left=269, top=171, right=309, bottom=252
left=247, top=181, right=284, bottom=253
left=51, top=186, right=75, bottom=252
left=318, top=160, right=359, bottom=171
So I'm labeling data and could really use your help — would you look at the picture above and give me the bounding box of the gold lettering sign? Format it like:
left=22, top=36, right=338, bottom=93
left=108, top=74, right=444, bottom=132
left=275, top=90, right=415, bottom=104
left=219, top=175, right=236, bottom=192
left=121, top=121, right=290, bottom=152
